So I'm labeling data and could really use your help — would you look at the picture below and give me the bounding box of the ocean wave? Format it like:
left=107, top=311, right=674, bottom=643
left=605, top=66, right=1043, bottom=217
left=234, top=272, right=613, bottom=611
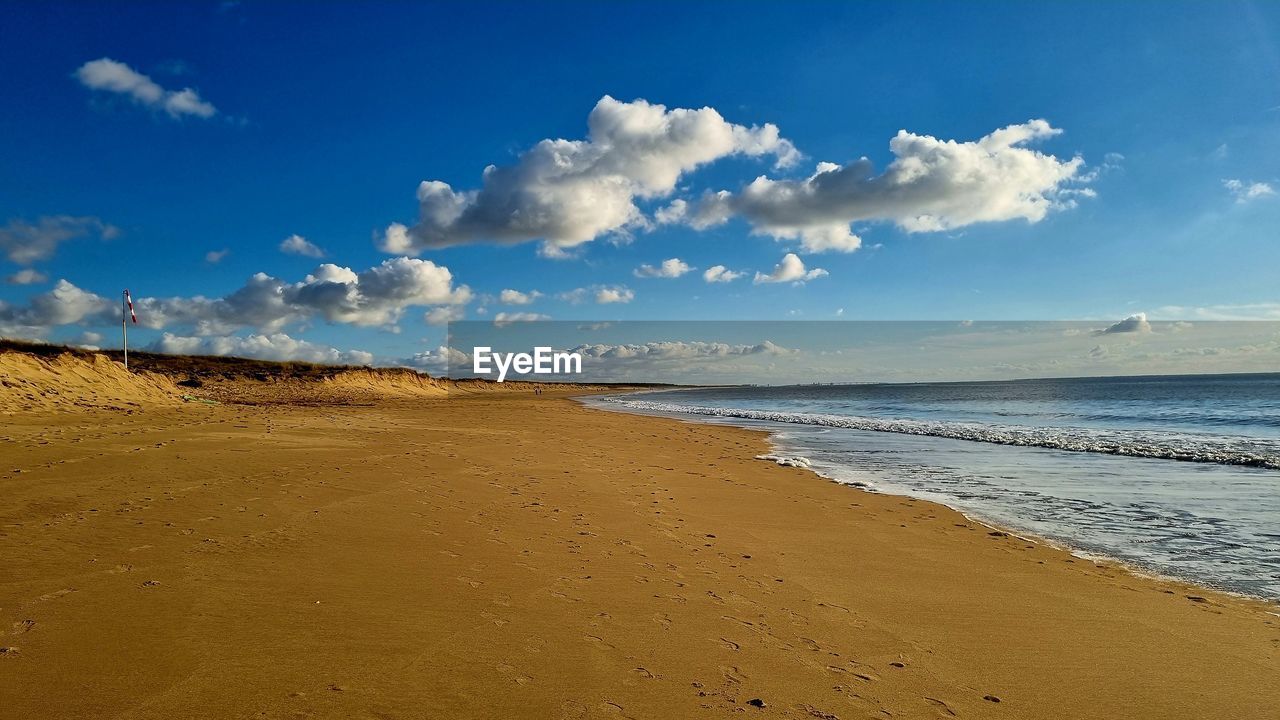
left=606, top=398, right=1280, bottom=470
left=755, top=453, right=812, bottom=468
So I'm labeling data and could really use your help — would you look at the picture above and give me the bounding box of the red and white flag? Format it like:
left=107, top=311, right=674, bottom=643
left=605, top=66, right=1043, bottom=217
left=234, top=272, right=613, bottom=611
left=124, top=289, right=137, bottom=324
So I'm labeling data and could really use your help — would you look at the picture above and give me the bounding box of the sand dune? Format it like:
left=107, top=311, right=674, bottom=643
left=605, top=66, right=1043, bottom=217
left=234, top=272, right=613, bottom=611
left=0, top=351, right=183, bottom=413
left=0, top=348, right=618, bottom=411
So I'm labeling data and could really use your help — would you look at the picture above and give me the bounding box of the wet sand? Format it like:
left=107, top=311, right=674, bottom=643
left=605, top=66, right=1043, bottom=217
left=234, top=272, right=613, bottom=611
left=2, top=391, right=1278, bottom=719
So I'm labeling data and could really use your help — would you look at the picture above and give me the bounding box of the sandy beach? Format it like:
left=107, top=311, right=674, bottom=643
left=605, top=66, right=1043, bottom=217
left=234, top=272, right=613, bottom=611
left=2, top=383, right=1278, bottom=719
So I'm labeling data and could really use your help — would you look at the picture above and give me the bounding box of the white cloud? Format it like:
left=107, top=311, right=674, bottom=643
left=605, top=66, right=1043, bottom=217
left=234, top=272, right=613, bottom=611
left=655, top=191, right=736, bottom=231
left=493, top=311, right=552, bottom=326
left=558, top=285, right=635, bottom=305
left=594, top=286, right=635, bottom=304
left=1096, top=312, right=1152, bottom=335
left=137, top=257, right=471, bottom=333
left=6, top=269, right=48, bottom=285
left=424, top=306, right=465, bottom=325
left=573, top=339, right=793, bottom=362
left=279, top=234, right=326, bottom=258
left=753, top=253, right=828, bottom=284
left=204, top=248, right=230, bottom=264
left=702, top=265, right=745, bottom=283
left=1150, top=303, right=1280, bottom=320
left=1223, top=179, right=1275, bottom=203
left=558, top=341, right=797, bottom=382
left=653, top=199, right=690, bottom=225
left=397, top=345, right=470, bottom=373
left=634, top=257, right=693, bottom=278
left=151, top=332, right=373, bottom=365
left=378, top=95, right=798, bottom=256
left=677, top=119, right=1085, bottom=253
left=74, top=58, right=217, bottom=119
left=0, top=279, right=114, bottom=335
left=499, top=288, right=543, bottom=305
left=0, top=215, right=118, bottom=265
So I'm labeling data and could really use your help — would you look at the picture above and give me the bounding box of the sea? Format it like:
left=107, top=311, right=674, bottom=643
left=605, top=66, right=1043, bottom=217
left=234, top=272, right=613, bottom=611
left=584, top=373, right=1280, bottom=601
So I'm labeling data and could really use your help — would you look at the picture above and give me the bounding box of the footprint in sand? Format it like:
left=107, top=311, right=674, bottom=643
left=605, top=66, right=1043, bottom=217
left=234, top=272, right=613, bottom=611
left=598, top=700, right=628, bottom=716
left=720, top=665, right=745, bottom=684
left=827, top=663, right=879, bottom=682
left=495, top=663, right=532, bottom=685
left=583, top=634, right=616, bottom=649
left=925, top=697, right=957, bottom=716
left=35, top=588, right=76, bottom=603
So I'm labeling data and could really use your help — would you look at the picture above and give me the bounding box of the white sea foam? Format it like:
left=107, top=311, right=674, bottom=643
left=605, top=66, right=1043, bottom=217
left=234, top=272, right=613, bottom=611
left=606, top=398, right=1280, bottom=470
left=755, top=453, right=812, bottom=468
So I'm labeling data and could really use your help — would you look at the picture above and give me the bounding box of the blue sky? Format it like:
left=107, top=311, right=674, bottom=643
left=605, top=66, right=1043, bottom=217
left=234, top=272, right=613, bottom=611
left=1, top=1, right=1278, bottom=367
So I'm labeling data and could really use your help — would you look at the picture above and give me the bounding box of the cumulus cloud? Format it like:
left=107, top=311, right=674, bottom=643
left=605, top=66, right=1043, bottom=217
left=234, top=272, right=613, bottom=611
left=594, top=286, right=635, bottom=304
left=634, top=257, right=693, bottom=278
left=424, top=306, right=465, bottom=325
left=654, top=191, right=736, bottom=231
left=74, top=58, right=217, bottom=119
left=1223, top=179, right=1275, bottom=203
left=702, top=265, right=745, bottom=283
left=558, top=341, right=797, bottom=381
left=572, top=339, right=792, bottom=362
left=558, top=285, right=635, bottom=304
left=150, top=332, right=373, bottom=365
left=136, top=257, right=471, bottom=334
left=1150, top=303, right=1280, bottom=321
left=0, top=279, right=114, bottom=336
left=378, top=95, right=798, bottom=256
left=753, top=253, right=828, bottom=284
left=1096, top=313, right=1152, bottom=335
left=493, top=311, right=552, bottom=326
left=674, top=119, right=1085, bottom=253
left=279, top=234, right=325, bottom=258
left=499, top=289, right=543, bottom=305
left=397, top=345, right=471, bottom=373
left=204, top=248, right=229, bottom=264
left=0, top=215, right=118, bottom=265
left=6, top=269, right=48, bottom=285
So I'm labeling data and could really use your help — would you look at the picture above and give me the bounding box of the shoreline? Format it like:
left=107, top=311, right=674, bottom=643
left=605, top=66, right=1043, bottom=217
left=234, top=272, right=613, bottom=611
left=758, top=426, right=1280, bottom=607
left=2, top=392, right=1277, bottom=718
left=585, top=390, right=1280, bottom=603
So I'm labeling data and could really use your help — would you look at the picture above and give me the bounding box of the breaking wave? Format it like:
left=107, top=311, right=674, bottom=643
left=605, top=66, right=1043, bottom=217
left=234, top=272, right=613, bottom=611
left=605, top=398, right=1280, bottom=470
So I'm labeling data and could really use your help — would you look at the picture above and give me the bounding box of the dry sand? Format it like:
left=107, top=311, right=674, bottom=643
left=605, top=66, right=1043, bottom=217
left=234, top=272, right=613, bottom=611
left=2, top=385, right=1279, bottom=719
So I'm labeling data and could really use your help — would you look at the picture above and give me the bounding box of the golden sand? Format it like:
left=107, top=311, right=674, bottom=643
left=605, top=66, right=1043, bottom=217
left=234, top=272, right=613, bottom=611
left=2, top=385, right=1278, bottom=719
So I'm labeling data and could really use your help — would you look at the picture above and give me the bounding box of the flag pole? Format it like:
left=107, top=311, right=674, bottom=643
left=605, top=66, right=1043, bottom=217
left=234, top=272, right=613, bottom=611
left=122, top=290, right=128, bottom=370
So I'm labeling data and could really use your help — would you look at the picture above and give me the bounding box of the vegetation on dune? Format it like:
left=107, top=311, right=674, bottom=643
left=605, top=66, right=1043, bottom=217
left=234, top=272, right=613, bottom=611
left=0, top=338, right=400, bottom=382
